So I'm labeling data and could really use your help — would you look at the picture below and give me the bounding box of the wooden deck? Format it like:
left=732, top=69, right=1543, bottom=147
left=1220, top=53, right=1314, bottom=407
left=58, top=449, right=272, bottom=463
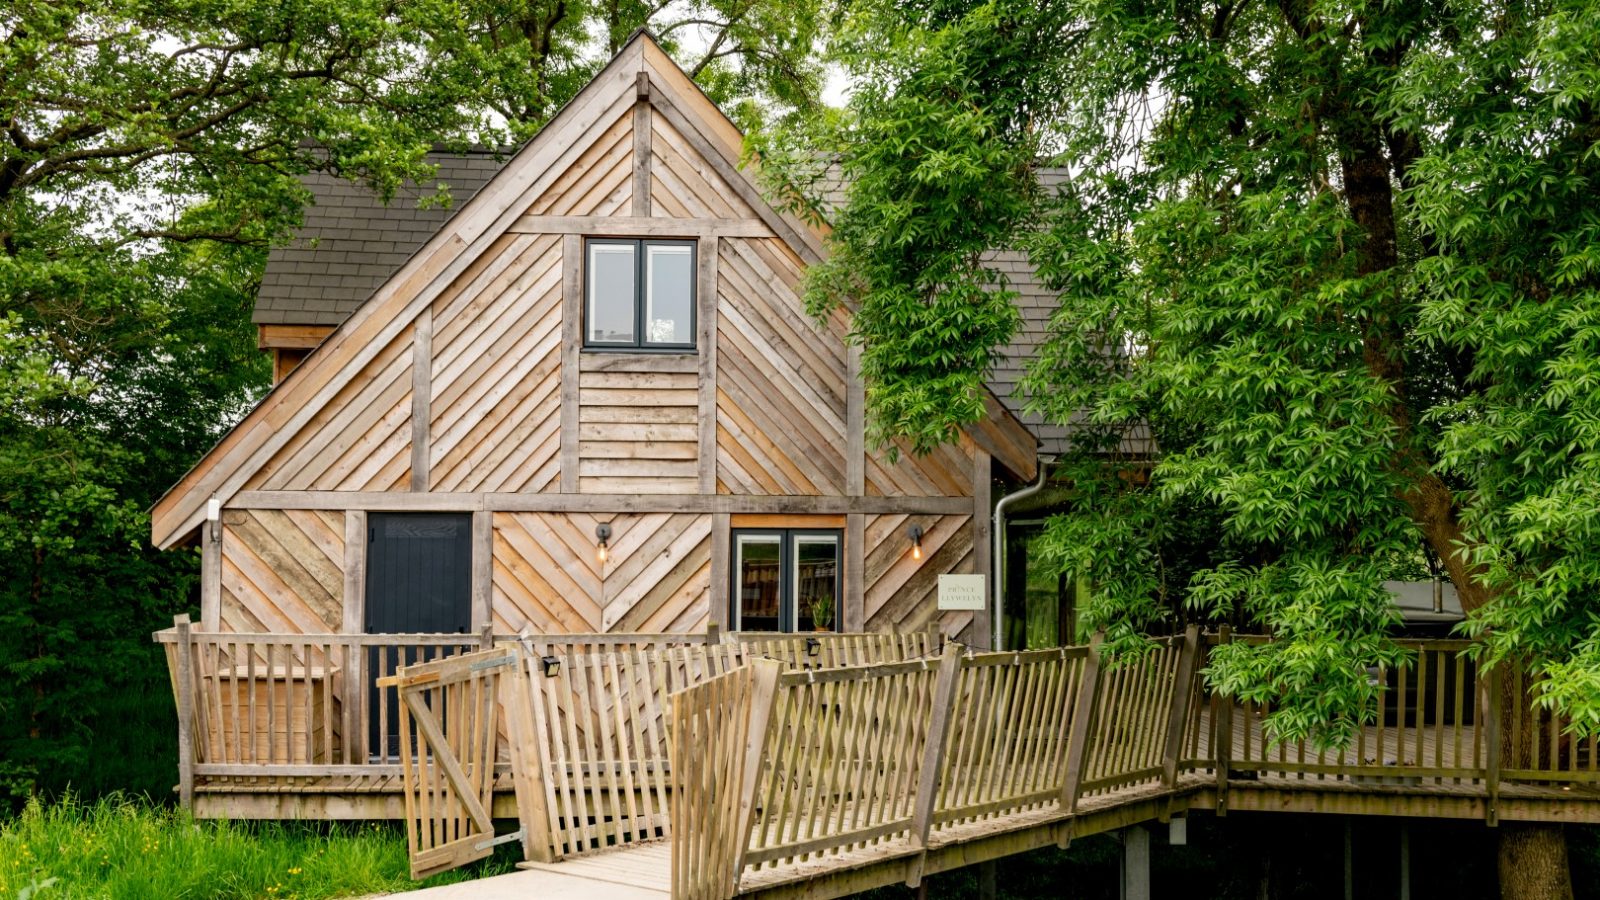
left=157, top=625, right=1600, bottom=899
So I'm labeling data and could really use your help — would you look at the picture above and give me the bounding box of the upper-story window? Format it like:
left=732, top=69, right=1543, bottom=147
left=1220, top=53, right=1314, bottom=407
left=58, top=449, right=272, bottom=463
left=586, top=239, right=696, bottom=350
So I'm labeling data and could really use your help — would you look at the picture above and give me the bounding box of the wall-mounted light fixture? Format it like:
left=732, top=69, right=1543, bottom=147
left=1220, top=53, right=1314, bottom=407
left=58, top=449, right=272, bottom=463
left=805, top=637, right=821, bottom=657
left=207, top=495, right=221, bottom=541
left=907, top=524, right=924, bottom=560
left=541, top=655, right=562, bottom=678
left=595, top=522, right=613, bottom=564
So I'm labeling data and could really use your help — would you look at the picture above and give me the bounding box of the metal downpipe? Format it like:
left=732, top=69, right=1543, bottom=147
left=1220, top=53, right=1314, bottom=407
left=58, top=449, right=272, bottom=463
left=992, top=456, right=1053, bottom=651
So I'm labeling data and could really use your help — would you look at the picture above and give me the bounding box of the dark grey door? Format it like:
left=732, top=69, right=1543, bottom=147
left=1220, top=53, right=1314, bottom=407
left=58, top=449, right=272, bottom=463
left=366, top=513, right=472, bottom=758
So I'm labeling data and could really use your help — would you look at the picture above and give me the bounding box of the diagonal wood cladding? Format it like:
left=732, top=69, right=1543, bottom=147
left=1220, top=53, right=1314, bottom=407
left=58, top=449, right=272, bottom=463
left=715, top=237, right=848, bottom=494
left=163, top=34, right=1033, bottom=664
left=244, top=326, right=414, bottom=492
left=866, top=433, right=978, bottom=498
left=864, top=513, right=977, bottom=638
left=428, top=233, right=564, bottom=492
left=528, top=111, right=634, bottom=217
left=220, top=509, right=345, bottom=633
left=649, top=113, right=756, bottom=219
left=492, top=512, right=711, bottom=635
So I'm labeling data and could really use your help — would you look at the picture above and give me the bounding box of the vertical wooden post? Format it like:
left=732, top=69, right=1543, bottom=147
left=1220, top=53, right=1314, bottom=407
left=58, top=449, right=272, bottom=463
left=696, top=235, right=720, bottom=493
left=925, top=619, right=943, bottom=654
left=1485, top=664, right=1502, bottom=826
left=971, top=448, right=992, bottom=650
left=632, top=72, right=652, bottom=217
left=845, top=513, right=864, bottom=633
left=173, top=614, right=196, bottom=810
left=343, top=510, right=368, bottom=764
left=409, top=307, right=433, bottom=492
left=706, top=621, right=722, bottom=646
left=1162, top=626, right=1202, bottom=789
left=559, top=234, right=581, bottom=493
left=1213, top=625, right=1233, bottom=816
left=200, top=520, right=222, bottom=631
left=1060, top=633, right=1105, bottom=815
left=710, top=513, right=731, bottom=630
left=471, top=510, right=493, bottom=635
left=846, top=344, right=865, bottom=497
left=907, top=644, right=964, bottom=887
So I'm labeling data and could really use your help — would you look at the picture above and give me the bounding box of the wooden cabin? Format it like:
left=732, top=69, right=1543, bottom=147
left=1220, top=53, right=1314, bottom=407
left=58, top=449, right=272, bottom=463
left=149, top=32, right=1040, bottom=816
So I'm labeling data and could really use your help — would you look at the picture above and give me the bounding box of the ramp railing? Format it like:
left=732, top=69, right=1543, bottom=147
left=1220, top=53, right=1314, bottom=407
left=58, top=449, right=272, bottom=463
left=671, top=628, right=1204, bottom=899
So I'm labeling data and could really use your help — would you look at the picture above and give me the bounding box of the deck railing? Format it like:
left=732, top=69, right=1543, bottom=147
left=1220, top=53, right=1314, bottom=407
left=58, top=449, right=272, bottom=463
left=155, top=617, right=942, bottom=813
left=670, top=628, right=1600, bottom=898
left=156, top=617, right=488, bottom=805
left=514, top=626, right=943, bottom=860
left=1204, top=633, right=1600, bottom=812
left=672, top=629, right=1203, bottom=895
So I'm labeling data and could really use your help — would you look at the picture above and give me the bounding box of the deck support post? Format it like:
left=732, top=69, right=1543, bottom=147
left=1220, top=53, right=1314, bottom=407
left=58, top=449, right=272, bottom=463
left=1121, top=825, right=1151, bottom=900
left=1060, top=632, right=1105, bottom=815
left=977, top=861, right=997, bottom=900
left=1398, top=821, right=1411, bottom=900
left=173, top=614, right=196, bottom=810
left=1213, top=625, right=1233, bottom=815
left=1343, top=818, right=1354, bottom=900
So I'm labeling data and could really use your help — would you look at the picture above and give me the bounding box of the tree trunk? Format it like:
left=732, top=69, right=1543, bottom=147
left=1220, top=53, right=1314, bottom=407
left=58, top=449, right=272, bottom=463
left=1498, top=824, right=1571, bottom=900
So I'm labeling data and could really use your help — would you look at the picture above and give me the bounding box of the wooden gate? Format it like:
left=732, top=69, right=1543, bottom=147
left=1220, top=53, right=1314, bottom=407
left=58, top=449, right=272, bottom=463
left=378, top=645, right=528, bottom=878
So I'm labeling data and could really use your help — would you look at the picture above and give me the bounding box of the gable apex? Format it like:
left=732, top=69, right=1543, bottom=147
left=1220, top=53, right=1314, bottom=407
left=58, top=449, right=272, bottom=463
left=150, top=33, right=843, bottom=548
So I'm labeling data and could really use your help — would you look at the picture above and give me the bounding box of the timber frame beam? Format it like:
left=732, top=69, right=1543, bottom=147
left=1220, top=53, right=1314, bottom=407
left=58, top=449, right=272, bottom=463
left=229, top=491, right=977, bottom=515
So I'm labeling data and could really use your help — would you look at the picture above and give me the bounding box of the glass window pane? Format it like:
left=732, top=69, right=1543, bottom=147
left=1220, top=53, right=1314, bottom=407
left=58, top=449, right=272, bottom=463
left=736, top=535, right=782, bottom=632
left=588, top=243, right=636, bottom=344
left=793, top=536, right=839, bottom=632
left=645, top=244, right=693, bottom=345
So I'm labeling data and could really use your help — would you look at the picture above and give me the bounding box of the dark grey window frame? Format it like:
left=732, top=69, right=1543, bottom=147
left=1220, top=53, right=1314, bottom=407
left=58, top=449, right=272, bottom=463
left=584, top=238, right=697, bottom=351
left=730, top=528, right=843, bottom=633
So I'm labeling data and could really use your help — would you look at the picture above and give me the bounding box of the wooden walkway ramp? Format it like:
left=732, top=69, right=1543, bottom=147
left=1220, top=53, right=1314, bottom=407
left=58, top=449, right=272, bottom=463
left=373, top=629, right=1600, bottom=900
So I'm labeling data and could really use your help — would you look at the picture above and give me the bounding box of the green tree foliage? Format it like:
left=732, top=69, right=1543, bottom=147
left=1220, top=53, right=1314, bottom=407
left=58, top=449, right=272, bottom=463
left=775, top=0, right=1600, bottom=747
left=0, top=0, right=823, bottom=802
left=413, top=0, right=825, bottom=137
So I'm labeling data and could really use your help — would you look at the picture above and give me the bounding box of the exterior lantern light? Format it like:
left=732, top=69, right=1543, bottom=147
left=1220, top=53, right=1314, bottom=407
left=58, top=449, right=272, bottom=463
left=541, top=655, right=562, bottom=678
left=805, top=637, right=821, bottom=657
left=907, top=524, right=924, bottom=560
left=595, top=522, right=613, bottom=564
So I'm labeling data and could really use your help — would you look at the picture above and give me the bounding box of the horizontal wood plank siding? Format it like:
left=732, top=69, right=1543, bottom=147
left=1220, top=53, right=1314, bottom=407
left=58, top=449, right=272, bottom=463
left=577, top=363, right=699, bottom=494
left=220, top=509, right=345, bottom=633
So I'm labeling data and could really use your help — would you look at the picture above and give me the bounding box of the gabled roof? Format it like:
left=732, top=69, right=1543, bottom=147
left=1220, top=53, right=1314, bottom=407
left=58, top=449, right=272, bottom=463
left=152, top=31, right=1038, bottom=549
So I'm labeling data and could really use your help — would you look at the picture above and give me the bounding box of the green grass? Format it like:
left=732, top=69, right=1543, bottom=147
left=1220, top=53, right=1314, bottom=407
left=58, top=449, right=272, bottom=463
left=0, top=796, right=516, bottom=900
